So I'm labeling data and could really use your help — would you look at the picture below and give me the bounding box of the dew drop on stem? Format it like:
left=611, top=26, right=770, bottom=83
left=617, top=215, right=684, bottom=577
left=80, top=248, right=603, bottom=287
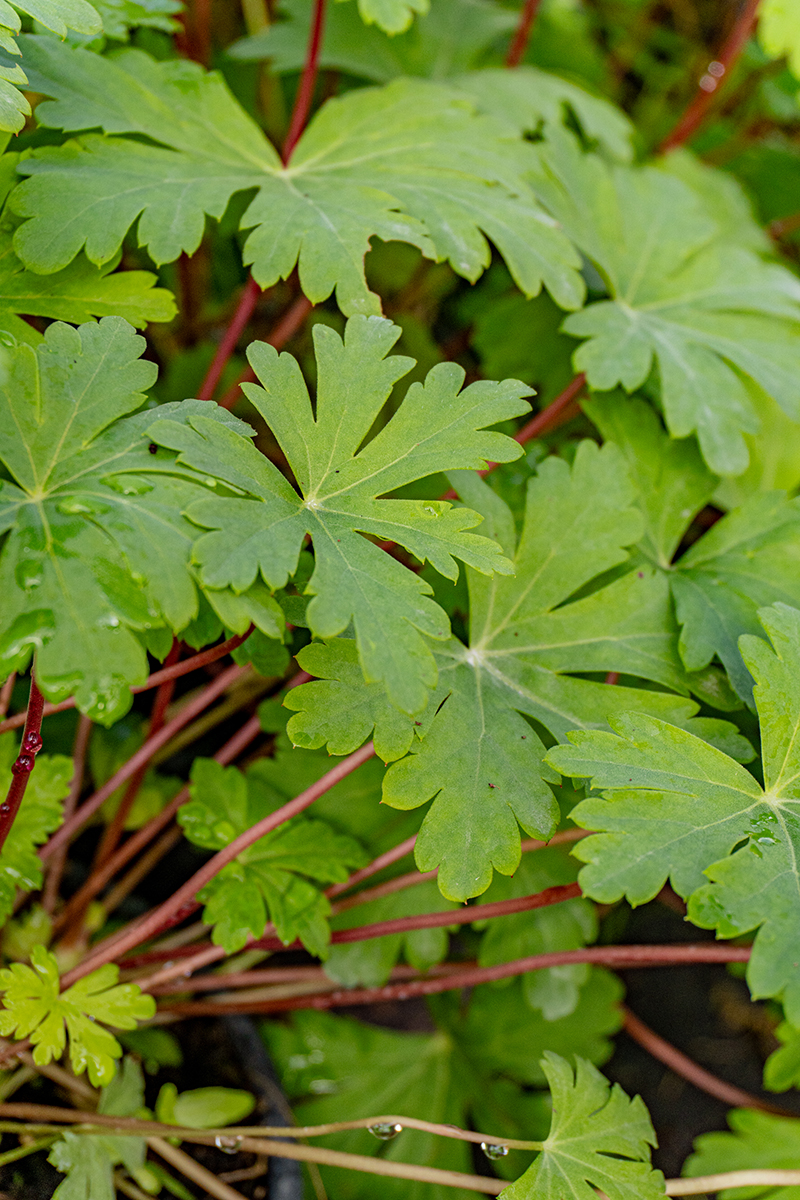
left=369, top=1122, right=403, bottom=1140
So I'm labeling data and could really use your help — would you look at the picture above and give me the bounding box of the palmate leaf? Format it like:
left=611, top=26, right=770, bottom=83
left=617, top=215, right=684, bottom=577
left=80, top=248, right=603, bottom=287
left=179, top=758, right=367, bottom=956
left=0, top=946, right=154, bottom=1086
left=590, top=392, right=800, bottom=701
left=547, top=602, right=800, bottom=1020
left=150, top=315, right=527, bottom=715
left=49, top=1057, right=146, bottom=1200
left=759, top=0, right=800, bottom=79
left=8, top=35, right=584, bottom=316
left=290, top=440, right=720, bottom=900
left=530, top=128, right=800, bottom=475
left=89, top=0, right=182, bottom=40
left=266, top=973, right=622, bottom=1200
left=684, top=1108, right=800, bottom=1199
left=501, top=1053, right=663, bottom=1200
left=229, top=0, right=633, bottom=161
left=0, top=732, right=70, bottom=926
left=0, top=316, right=284, bottom=723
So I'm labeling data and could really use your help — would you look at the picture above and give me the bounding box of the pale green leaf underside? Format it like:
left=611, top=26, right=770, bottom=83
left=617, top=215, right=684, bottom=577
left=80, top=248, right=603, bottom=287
left=9, top=37, right=584, bottom=315
left=532, top=128, right=800, bottom=476
left=548, top=602, right=800, bottom=1020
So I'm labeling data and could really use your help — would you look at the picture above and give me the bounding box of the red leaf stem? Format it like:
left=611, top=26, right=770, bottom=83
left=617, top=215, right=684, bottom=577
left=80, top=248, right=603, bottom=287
left=40, top=663, right=248, bottom=863
left=147, top=960, right=471, bottom=995
left=282, top=0, right=328, bottom=163
left=0, top=627, right=254, bottom=737
left=622, top=1006, right=786, bottom=1114
left=659, top=0, right=761, bottom=152
left=93, top=640, right=182, bottom=871
left=42, top=715, right=92, bottom=916
left=0, top=677, right=45, bottom=857
left=505, top=0, right=543, bottom=67
left=325, top=835, right=418, bottom=900
left=217, top=294, right=314, bottom=411
left=197, top=278, right=262, bottom=402
left=51, top=712, right=263, bottom=937
left=60, top=741, right=376, bottom=988
left=157, top=943, right=753, bottom=1016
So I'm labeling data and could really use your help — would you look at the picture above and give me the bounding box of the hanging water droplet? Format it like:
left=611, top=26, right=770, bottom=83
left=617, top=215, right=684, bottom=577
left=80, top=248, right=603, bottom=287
left=369, top=1123, right=403, bottom=1141
left=480, top=1143, right=509, bottom=1161
left=214, top=1136, right=242, bottom=1155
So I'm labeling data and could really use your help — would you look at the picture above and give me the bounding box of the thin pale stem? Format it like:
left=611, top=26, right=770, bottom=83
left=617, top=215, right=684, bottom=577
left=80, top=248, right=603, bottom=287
left=0, top=629, right=254, bottom=736
left=659, top=0, right=761, bottom=152
left=41, top=663, right=248, bottom=862
left=149, top=1137, right=248, bottom=1200
left=42, top=714, right=92, bottom=916
left=146, top=962, right=474, bottom=995
left=0, top=673, right=15, bottom=719
left=0, top=1135, right=55, bottom=1167
left=505, top=0, right=543, bottom=66
left=326, top=835, right=418, bottom=900
left=667, top=1171, right=800, bottom=1196
left=51, top=713, right=263, bottom=937
left=102, top=825, right=184, bottom=918
left=0, top=676, right=45, bottom=855
left=282, top=0, right=328, bottom=162
left=622, top=1006, right=787, bottom=1115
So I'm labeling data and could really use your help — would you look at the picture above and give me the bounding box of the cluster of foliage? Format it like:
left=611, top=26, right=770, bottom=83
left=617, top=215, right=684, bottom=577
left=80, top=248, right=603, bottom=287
left=2, top=0, right=800, bottom=1197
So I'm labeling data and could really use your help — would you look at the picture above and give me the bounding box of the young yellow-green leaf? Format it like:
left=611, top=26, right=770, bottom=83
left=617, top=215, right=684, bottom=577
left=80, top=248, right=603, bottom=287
left=0, top=317, right=277, bottom=724
left=531, top=128, right=800, bottom=476
left=9, top=36, right=584, bottom=315
left=0, top=732, right=70, bottom=926
left=501, top=1053, right=663, bottom=1200
left=178, top=758, right=367, bottom=956
left=760, top=0, right=800, bottom=79
left=0, top=945, right=155, bottom=1086
left=49, top=1056, right=147, bottom=1200
left=341, top=0, right=428, bottom=36
left=547, top=602, right=800, bottom=1020
left=684, top=1108, right=800, bottom=1199
left=764, top=1020, right=800, bottom=1092
left=589, top=392, right=800, bottom=701
left=155, top=1082, right=255, bottom=1128
left=150, top=315, right=529, bottom=715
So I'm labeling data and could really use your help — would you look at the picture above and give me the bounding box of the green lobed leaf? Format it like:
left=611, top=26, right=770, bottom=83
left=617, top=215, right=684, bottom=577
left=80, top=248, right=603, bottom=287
left=764, top=1020, right=800, bottom=1092
left=0, top=732, right=71, bottom=927
left=178, top=757, right=367, bottom=955
left=0, top=317, right=283, bottom=723
left=380, top=443, right=704, bottom=900
left=9, top=37, right=585, bottom=315
left=547, top=602, right=800, bottom=1019
left=500, top=1053, right=663, bottom=1200
left=340, top=0, right=428, bottom=36
left=89, top=0, right=181, bottom=39
left=150, top=315, right=528, bottom=715
left=760, top=0, right=800, bottom=79
left=588, top=391, right=800, bottom=701
left=684, top=1107, right=800, bottom=1199
left=0, top=946, right=155, bottom=1086
left=530, top=127, right=800, bottom=476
